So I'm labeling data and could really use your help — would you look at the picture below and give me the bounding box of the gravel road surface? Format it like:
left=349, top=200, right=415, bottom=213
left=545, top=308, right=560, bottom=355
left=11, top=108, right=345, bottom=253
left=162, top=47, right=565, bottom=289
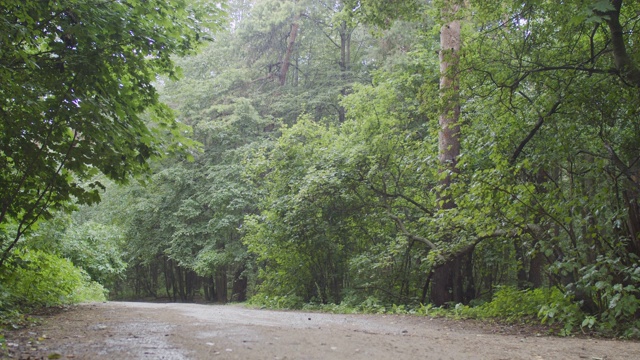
left=3, top=302, right=640, bottom=359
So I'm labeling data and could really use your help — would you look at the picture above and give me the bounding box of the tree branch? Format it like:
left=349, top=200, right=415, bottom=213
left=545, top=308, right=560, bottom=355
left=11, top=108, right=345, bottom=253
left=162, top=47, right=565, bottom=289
left=368, top=183, right=433, bottom=216
left=385, top=211, right=441, bottom=252
left=510, top=96, right=562, bottom=164
left=603, top=141, right=640, bottom=192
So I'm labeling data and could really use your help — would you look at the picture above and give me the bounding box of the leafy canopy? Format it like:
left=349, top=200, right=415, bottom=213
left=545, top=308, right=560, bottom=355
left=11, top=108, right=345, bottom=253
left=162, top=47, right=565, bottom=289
left=0, top=0, right=225, bottom=260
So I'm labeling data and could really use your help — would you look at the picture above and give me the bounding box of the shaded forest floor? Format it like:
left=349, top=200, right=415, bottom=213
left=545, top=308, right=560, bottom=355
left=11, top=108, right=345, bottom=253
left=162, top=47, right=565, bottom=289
left=2, top=302, right=639, bottom=359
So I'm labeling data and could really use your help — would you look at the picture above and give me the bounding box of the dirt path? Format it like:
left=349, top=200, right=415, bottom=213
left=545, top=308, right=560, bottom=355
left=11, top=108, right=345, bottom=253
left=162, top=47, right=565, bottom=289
left=3, top=302, right=640, bottom=359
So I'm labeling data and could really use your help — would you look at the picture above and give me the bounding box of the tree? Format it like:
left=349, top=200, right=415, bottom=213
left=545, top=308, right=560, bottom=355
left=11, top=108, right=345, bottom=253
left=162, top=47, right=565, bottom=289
left=0, top=0, right=224, bottom=266
left=343, top=0, right=474, bottom=306
left=458, top=0, right=640, bottom=328
left=429, top=0, right=467, bottom=306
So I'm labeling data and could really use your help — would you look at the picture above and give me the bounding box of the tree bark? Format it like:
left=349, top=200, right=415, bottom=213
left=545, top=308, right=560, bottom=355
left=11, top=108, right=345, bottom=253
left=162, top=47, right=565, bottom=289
left=437, top=16, right=461, bottom=195
left=430, top=1, right=465, bottom=307
left=604, top=0, right=640, bottom=87
left=215, top=268, right=228, bottom=303
left=279, top=12, right=301, bottom=86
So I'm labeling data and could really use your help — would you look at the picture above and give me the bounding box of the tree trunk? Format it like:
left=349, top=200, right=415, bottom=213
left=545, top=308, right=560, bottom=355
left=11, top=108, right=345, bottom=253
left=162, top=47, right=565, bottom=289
left=279, top=12, right=301, bottom=86
left=146, top=263, right=158, bottom=298
left=134, top=264, right=141, bottom=298
left=231, top=266, right=248, bottom=302
left=430, top=1, right=465, bottom=307
left=215, top=268, right=228, bottom=303
left=604, top=0, right=640, bottom=87
left=176, top=265, right=186, bottom=302
left=185, top=270, right=197, bottom=302
left=437, top=13, right=461, bottom=196
left=338, top=20, right=352, bottom=123
left=528, top=251, right=545, bottom=288
left=203, top=275, right=214, bottom=302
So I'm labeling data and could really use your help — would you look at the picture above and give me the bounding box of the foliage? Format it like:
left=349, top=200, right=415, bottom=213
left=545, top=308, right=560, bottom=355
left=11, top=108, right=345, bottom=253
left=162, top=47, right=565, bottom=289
left=69, top=280, right=108, bottom=304
left=455, top=0, right=640, bottom=335
left=239, top=0, right=640, bottom=336
left=466, top=286, right=581, bottom=330
left=0, top=0, right=224, bottom=265
left=0, top=248, right=105, bottom=312
left=26, top=214, right=126, bottom=289
left=244, top=71, right=437, bottom=304
left=572, top=255, right=640, bottom=337
left=247, top=294, right=306, bottom=310
left=107, top=0, right=383, bottom=302
left=343, top=0, right=422, bottom=27
left=61, top=221, right=126, bottom=287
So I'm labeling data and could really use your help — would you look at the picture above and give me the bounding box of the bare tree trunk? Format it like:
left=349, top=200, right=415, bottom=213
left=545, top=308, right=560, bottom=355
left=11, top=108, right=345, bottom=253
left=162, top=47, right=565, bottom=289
left=148, top=262, right=158, bottom=298
left=279, top=12, right=301, bottom=86
left=437, top=11, right=461, bottom=199
left=528, top=169, right=550, bottom=288
left=430, top=0, right=465, bottom=307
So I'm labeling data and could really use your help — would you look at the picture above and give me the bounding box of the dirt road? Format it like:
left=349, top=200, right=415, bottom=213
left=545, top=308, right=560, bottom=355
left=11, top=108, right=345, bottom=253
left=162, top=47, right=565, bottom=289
left=3, top=302, right=640, bottom=359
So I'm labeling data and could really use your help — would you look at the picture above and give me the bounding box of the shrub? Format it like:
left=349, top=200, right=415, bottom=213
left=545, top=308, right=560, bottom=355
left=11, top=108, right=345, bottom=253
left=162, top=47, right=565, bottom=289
left=247, top=294, right=305, bottom=309
left=0, top=248, right=106, bottom=312
left=573, top=255, right=640, bottom=337
left=481, top=286, right=578, bottom=320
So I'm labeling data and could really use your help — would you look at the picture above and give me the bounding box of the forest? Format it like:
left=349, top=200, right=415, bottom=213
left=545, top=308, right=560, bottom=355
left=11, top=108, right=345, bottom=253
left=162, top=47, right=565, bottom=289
left=1, top=0, right=640, bottom=338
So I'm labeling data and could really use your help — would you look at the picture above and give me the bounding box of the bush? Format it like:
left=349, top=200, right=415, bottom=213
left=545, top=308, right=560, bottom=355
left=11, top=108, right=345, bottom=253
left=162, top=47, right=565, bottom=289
left=457, top=286, right=584, bottom=335
left=0, top=248, right=106, bottom=313
left=574, top=255, right=640, bottom=337
left=482, top=286, right=579, bottom=320
left=70, top=279, right=108, bottom=303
